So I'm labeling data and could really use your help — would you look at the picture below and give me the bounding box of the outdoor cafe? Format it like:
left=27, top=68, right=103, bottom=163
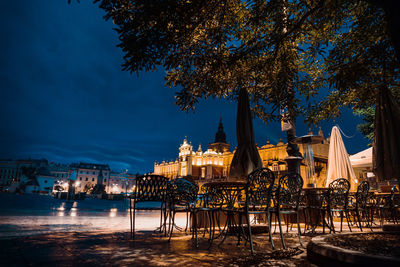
left=128, top=169, right=399, bottom=255
left=128, top=90, right=399, bottom=256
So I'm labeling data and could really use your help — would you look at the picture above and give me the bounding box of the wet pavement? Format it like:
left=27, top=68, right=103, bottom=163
left=0, top=228, right=317, bottom=266
left=0, top=194, right=372, bottom=266
left=0, top=194, right=186, bottom=239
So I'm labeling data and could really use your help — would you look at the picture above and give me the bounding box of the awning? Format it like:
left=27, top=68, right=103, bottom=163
left=350, top=147, right=372, bottom=169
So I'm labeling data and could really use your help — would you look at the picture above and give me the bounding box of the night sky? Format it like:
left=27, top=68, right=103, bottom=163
left=0, top=1, right=369, bottom=174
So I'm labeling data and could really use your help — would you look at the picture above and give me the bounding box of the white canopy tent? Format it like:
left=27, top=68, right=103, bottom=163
left=325, top=126, right=357, bottom=190
left=350, top=147, right=372, bottom=169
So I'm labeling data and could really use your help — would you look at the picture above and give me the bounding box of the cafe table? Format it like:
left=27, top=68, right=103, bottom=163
left=370, top=191, right=399, bottom=224
left=302, top=187, right=331, bottom=233
left=202, top=181, right=248, bottom=246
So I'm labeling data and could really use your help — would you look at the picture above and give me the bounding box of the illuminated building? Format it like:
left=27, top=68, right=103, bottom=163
left=72, top=162, right=110, bottom=193
left=154, top=121, right=330, bottom=186
left=107, top=171, right=136, bottom=194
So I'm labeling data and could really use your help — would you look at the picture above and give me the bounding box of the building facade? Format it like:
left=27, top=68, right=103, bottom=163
left=106, top=171, right=136, bottom=194
left=154, top=119, right=232, bottom=180
left=48, top=163, right=70, bottom=184
left=0, top=160, right=19, bottom=190
left=0, top=158, right=138, bottom=195
left=72, top=162, right=111, bottom=193
left=0, top=159, right=48, bottom=191
left=154, top=121, right=330, bottom=187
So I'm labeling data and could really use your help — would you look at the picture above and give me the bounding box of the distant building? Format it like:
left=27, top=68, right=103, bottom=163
left=154, top=119, right=232, bottom=180
left=72, top=162, right=110, bottom=193
left=28, top=167, right=55, bottom=194
left=0, top=158, right=48, bottom=191
left=208, top=118, right=230, bottom=153
left=48, top=163, right=70, bottom=184
left=1, top=158, right=140, bottom=195
left=0, top=160, right=18, bottom=190
left=107, top=171, right=136, bottom=194
left=36, top=175, right=55, bottom=194
left=154, top=121, right=330, bottom=186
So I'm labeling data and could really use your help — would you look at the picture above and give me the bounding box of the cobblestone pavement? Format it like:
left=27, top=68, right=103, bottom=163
left=0, top=228, right=322, bottom=267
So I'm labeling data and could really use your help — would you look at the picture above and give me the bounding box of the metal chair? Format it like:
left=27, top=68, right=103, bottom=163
left=271, top=173, right=304, bottom=249
left=192, top=183, right=217, bottom=248
left=244, top=167, right=275, bottom=254
left=166, top=178, right=198, bottom=241
left=326, top=178, right=352, bottom=233
left=355, top=181, right=371, bottom=230
left=389, top=185, right=400, bottom=223
left=206, top=182, right=246, bottom=248
left=129, top=174, right=168, bottom=239
left=379, top=185, right=400, bottom=224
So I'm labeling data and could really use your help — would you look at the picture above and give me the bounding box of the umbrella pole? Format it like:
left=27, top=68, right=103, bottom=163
left=285, top=124, right=302, bottom=174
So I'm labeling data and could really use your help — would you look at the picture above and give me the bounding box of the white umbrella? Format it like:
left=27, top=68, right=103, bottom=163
left=326, top=126, right=357, bottom=190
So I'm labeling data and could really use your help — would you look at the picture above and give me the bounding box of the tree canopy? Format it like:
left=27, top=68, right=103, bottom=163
left=94, top=0, right=400, bottom=126
left=306, top=1, right=400, bottom=124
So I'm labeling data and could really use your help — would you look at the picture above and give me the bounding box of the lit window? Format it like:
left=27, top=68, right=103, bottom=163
left=273, top=164, right=278, bottom=171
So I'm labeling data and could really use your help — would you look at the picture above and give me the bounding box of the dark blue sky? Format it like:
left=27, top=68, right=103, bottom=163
left=0, top=1, right=369, bottom=173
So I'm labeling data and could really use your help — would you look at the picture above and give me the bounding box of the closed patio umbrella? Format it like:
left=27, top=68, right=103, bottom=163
left=229, top=88, right=262, bottom=181
left=325, top=126, right=357, bottom=190
left=373, top=86, right=400, bottom=181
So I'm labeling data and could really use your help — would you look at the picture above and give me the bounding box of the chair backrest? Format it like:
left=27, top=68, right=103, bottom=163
left=328, top=178, right=350, bottom=207
left=134, top=174, right=168, bottom=203
left=201, top=183, right=225, bottom=208
left=246, top=168, right=275, bottom=207
left=199, top=183, right=218, bottom=207
left=277, top=173, right=303, bottom=209
left=356, top=181, right=369, bottom=208
left=167, top=178, right=198, bottom=207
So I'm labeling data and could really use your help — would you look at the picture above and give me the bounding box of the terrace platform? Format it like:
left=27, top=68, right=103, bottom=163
left=0, top=229, right=315, bottom=266
left=0, top=221, right=393, bottom=266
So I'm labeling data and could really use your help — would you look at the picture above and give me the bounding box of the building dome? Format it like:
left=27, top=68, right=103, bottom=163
left=180, top=137, right=191, bottom=148
left=262, top=140, right=275, bottom=149
left=204, top=149, right=218, bottom=156
left=276, top=138, right=285, bottom=146
left=179, top=137, right=193, bottom=157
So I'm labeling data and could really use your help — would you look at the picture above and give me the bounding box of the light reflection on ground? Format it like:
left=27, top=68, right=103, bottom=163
left=0, top=193, right=187, bottom=238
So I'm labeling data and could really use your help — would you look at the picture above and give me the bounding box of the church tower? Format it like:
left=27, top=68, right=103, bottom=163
left=209, top=118, right=230, bottom=153
left=178, top=137, right=193, bottom=177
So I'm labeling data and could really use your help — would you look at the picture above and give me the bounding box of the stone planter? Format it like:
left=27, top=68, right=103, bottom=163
left=307, top=232, right=400, bottom=266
